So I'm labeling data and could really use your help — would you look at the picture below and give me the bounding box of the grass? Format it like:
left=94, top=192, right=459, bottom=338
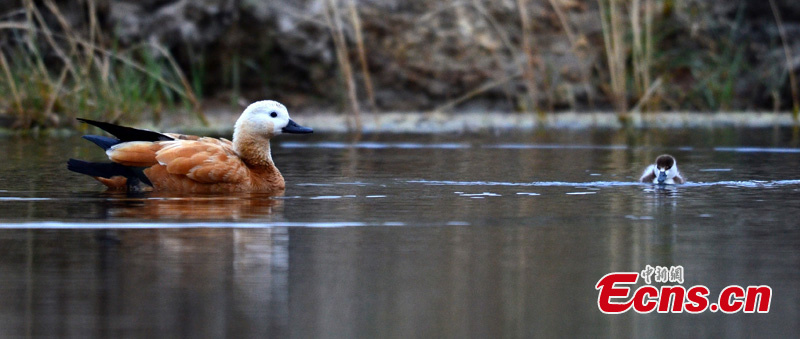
left=2, top=0, right=799, bottom=134
left=769, top=0, right=800, bottom=123
left=545, top=0, right=595, bottom=108
left=313, top=0, right=797, bottom=122
left=347, top=0, right=376, bottom=110
left=0, top=0, right=203, bottom=129
left=324, top=0, right=362, bottom=131
left=630, top=0, right=654, bottom=108
left=595, top=0, right=748, bottom=116
left=597, top=0, right=628, bottom=119
left=516, top=0, right=541, bottom=113
left=653, top=3, right=749, bottom=112
left=591, top=0, right=799, bottom=120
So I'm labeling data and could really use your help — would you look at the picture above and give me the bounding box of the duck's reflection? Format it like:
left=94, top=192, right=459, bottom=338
left=102, top=227, right=288, bottom=337
left=97, top=191, right=284, bottom=220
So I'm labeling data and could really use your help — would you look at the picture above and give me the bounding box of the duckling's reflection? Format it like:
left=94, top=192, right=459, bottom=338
left=98, top=191, right=284, bottom=220
left=637, top=184, right=681, bottom=266
left=644, top=183, right=681, bottom=198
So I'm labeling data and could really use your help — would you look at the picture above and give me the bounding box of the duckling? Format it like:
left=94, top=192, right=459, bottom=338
left=639, top=154, right=685, bottom=184
left=68, top=100, right=312, bottom=192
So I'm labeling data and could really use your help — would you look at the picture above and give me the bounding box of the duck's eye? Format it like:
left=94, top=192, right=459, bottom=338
left=270, top=112, right=278, bottom=118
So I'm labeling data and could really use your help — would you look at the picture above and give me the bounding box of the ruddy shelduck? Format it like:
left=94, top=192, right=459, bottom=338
left=639, top=154, right=685, bottom=184
left=68, top=100, right=313, bottom=192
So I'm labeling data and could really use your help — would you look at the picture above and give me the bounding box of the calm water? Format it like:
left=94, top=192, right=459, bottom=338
left=1, top=128, right=799, bottom=338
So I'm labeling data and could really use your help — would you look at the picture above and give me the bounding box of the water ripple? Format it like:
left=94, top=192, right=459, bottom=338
left=409, top=180, right=644, bottom=187
left=282, top=142, right=690, bottom=151
left=409, top=179, right=800, bottom=188
left=0, top=197, right=53, bottom=201
left=714, top=147, right=800, bottom=153
left=484, top=144, right=627, bottom=150
left=0, top=222, right=371, bottom=229
left=281, top=141, right=469, bottom=149
left=685, top=180, right=800, bottom=187
left=0, top=221, right=465, bottom=229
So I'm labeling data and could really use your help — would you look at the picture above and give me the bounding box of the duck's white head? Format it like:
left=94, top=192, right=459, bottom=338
left=651, top=154, right=679, bottom=184
left=233, top=100, right=313, bottom=140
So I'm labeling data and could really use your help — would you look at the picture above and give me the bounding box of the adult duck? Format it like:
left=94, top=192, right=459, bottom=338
left=68, top=100, right=312, bottom=192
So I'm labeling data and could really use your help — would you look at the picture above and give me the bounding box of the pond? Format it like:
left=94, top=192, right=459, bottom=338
left=0, top=128, right=799, bottom=337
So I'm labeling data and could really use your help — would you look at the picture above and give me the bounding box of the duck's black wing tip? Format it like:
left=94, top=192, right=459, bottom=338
left=77, top=118, right=174, bottom=142
left=82, top=135, right=120, bottom=150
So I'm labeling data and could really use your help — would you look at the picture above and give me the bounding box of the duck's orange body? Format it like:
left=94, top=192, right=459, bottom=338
left=107, top=136, right=284, bottom=192
left=68, top=100, right=312, bottom=192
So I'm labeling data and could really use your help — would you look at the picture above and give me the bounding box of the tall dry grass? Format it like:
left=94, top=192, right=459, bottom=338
left=546, top=0, right=595, bottom=108
left=596, top=0, right=665, bottom=119
left=323, top=0, right=362, bottom=131
left=630, top=0, right=653, bottom=103
left=0, top=0, right=203, bottom=129
left=597, top=0, right=628, bottom=117
left=2, top=0, right=787, bottom=132
left=347, top=0, right=376, bottom=110
left=769, top=0, right=800, bottom=124
left=516, top=0, right=540, bottom=113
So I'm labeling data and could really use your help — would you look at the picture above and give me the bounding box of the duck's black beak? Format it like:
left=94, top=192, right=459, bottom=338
left=282, top=119, right=313, bottom=134
left=657, top=171, right=667, bottom=184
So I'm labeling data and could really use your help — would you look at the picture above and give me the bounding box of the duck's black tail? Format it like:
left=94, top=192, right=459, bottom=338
left=68, top=159, right=125, bottom=178
left=67, top=159, right=152, bottom=188
left=70, top=118, right=170, bottom=189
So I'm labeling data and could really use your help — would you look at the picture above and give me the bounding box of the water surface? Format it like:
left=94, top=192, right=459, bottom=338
left=0, top=128, right=799, bottom=337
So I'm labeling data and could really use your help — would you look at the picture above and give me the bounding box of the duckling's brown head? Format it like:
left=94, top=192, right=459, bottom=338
left=653, top=154, right=678, bottom=184
left=655, top=154, right=676, bottom=171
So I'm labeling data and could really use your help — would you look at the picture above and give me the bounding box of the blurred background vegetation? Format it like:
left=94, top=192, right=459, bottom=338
left=1, top=0, right=799, bottom=129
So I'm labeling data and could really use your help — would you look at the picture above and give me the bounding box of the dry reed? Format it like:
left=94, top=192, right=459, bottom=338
left=597, top=0, right=628, bottom=116
left=0, top=1, right=203, bottom=128
left=323, top=0, right=362, bottom=132
left=516, top=0, right=540, bottom=112
left=546, top=0, right=595, bottom=108
left=347, top=0, right=375, bottom=110
left=769, top=0, right=800, bottom=123
left=0, top=51, right=22, bottom=116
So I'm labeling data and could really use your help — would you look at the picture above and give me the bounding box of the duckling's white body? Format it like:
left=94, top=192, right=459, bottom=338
left=640, top=154, right=685, bottom=184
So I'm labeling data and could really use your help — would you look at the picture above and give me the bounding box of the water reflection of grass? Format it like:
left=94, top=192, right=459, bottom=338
left=0, top=0, right=203, bottom=129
